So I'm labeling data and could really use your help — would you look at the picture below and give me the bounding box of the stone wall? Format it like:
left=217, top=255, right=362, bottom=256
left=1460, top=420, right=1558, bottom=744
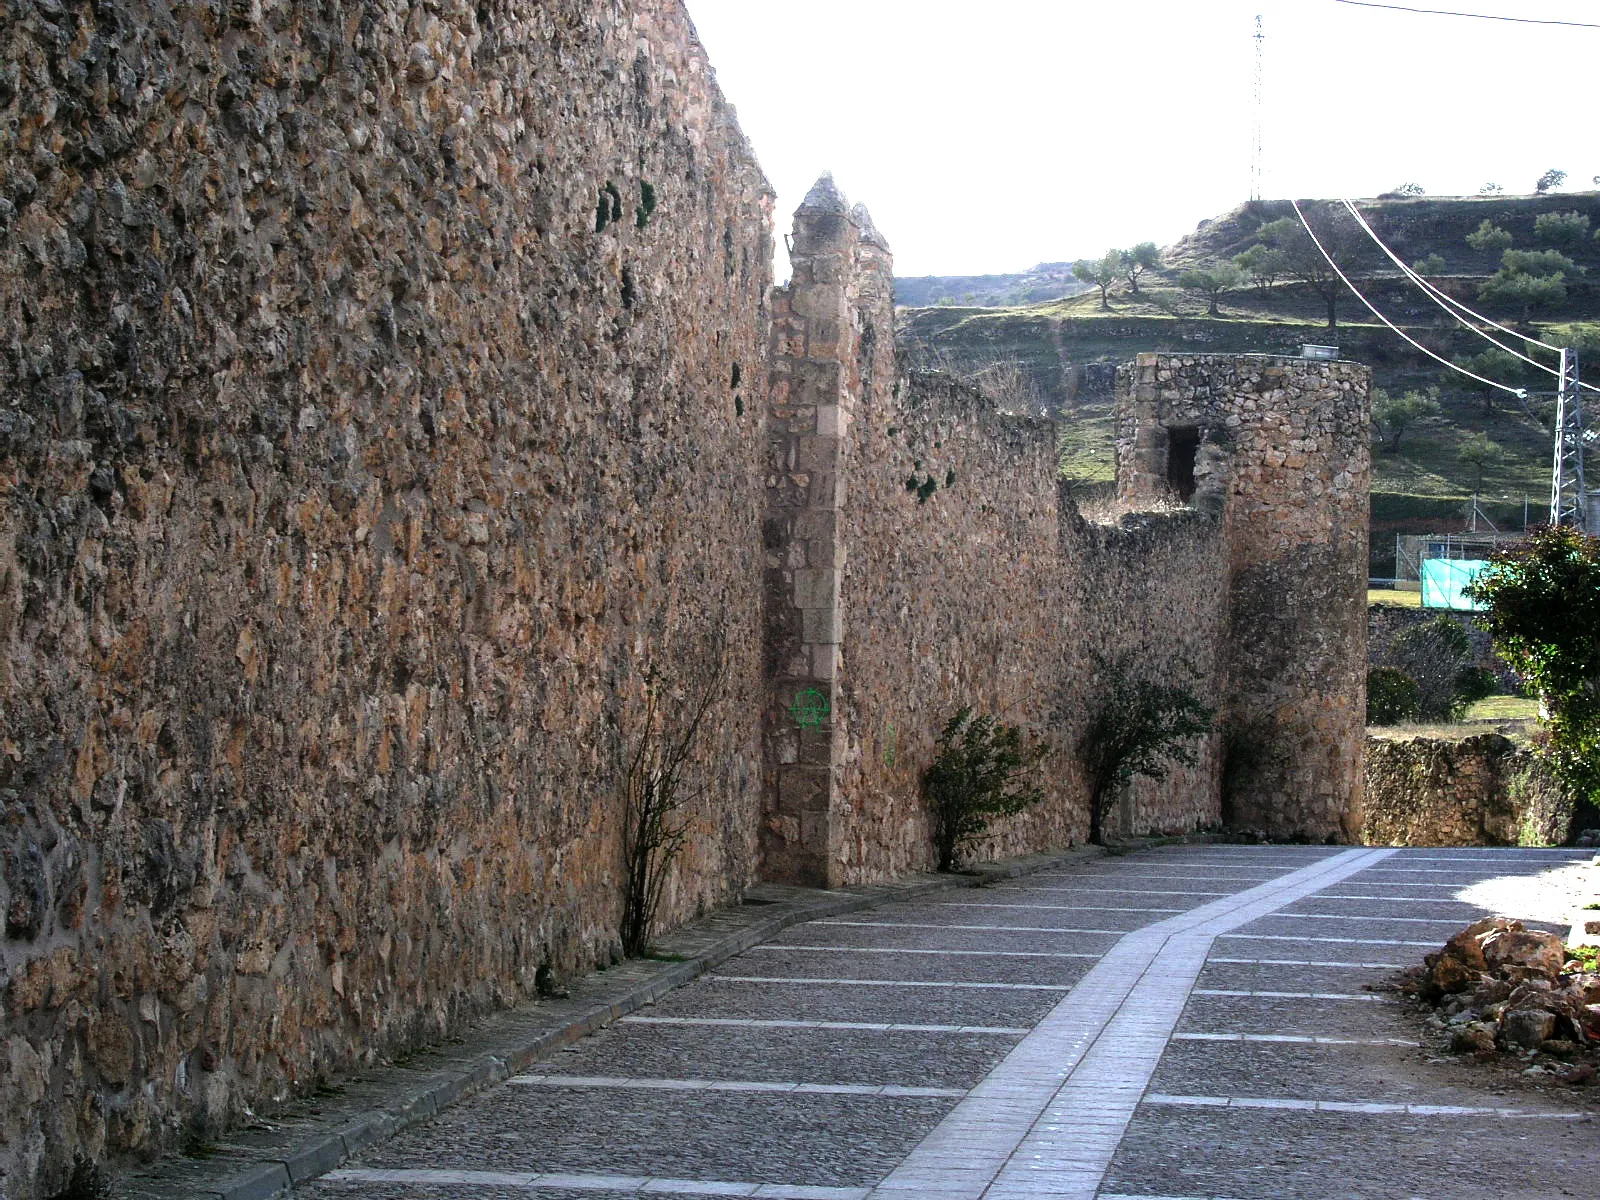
left=0, top=2, right=772, bottom=1195
left=762, top=193, right=1362, bottom=886
left=0, top=5, right=1378, bottom=1192
left=1364, top=735, right=1572, bottom=847
left=1118, top=354, right=1372, bottom=840
left=830, top=371, right=1232, bottom=881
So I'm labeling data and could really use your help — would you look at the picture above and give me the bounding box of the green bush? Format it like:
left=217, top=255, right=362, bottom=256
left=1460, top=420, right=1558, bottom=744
left=1534, top=210, right=1590, bottom=247
left=1367, top=666, right=1420, bottom=725
left=1465, top=220, right=1513, bottom=253
left=1078, top=659, right=1214, bottom=845
left=923, top=708, right=1048, bottom=872
left=1466, top=525, right=1600, bottom=825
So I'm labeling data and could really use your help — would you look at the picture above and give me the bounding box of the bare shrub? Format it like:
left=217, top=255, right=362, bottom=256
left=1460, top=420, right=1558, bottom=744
left=620, top=636, right=729, bottom=957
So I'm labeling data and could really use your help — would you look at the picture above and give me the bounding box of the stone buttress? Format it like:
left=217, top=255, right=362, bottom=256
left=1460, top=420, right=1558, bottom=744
left=759, top=177, right=894, bottom=886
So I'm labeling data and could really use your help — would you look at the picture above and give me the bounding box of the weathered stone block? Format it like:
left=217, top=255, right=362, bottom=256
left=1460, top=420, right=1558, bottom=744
left=801, top=608, right=841, bottom=646
left=792, top=569, right=837, bottom=610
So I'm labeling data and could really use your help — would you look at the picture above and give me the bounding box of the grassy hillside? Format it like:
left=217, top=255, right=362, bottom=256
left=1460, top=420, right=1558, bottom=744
left=897, top=192, right=1600, bottom=567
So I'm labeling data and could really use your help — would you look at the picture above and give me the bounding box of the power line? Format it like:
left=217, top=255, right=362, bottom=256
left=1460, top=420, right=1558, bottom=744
left=1288, top=199, right=1528, bottom=397
left=1339, top=200, right=1556, bottom=353
left=1336, top=198, right=1600, bottom=392
left=1332, top=1, right=1600, bottom=29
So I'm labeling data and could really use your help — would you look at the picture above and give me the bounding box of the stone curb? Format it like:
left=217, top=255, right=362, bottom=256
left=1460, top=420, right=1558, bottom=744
left=118, top=838, right=1209, bottom=1199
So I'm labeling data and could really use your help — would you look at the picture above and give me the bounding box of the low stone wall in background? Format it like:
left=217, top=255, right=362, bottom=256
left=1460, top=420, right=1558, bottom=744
left=1363, top=734, right=1572, bottom=847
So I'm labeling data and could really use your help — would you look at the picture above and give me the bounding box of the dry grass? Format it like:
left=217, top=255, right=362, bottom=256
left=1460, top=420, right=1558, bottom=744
left=1071, top=490, right=1191, bottom=527
left=1463, top=694, right=1539, bottom=721
left=1367, top=587, right=1423, bottom=608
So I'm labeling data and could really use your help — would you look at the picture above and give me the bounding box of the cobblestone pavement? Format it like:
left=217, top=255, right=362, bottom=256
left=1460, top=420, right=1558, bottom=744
left=299, top=846, right=1599, bottom=1200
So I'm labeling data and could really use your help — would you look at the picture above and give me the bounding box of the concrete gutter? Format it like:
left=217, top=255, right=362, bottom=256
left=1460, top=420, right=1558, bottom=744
left=115, top=839, right=1207, bottom=1199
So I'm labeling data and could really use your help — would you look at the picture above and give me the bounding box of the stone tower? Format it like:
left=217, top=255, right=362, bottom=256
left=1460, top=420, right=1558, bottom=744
left=1116, top=353, right=1372, bottom=841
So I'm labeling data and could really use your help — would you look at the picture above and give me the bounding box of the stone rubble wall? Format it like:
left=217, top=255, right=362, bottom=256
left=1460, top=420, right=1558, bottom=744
left=1363, top=735, right=1572, bottom=847
left=0, top=2, right=772, bottom=1195
left=832, top=369, right=1231, bottom=881
left=766, top=200, right=1286, bottom=886
left=1118, top=354, right=1372, bottom=841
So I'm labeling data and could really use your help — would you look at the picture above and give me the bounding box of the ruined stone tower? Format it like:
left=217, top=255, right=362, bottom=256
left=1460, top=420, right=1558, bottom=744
left=1117, top=354, right=1372, bottom=841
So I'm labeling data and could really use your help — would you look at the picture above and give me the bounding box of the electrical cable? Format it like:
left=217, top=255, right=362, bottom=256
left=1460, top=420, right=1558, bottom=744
left=1338, top=199, right=1567, bottom=357
left=1332, top=1, right=1600, bottom=29
left=1335, top=199, right=1600, bottom=394
left=1288, top=199, right=1529, bottom=397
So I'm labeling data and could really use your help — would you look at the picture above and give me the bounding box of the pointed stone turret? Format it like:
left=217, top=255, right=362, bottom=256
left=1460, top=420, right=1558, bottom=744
left=797, top=171, right=850, bottom=215
left=791, top=173, right=853, bottom=261
left=850, top=203, right=890, bottom=252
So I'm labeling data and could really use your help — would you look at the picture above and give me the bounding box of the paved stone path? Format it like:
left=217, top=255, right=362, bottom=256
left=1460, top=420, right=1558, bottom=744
left=299, top=846, right=1598, bottom=1200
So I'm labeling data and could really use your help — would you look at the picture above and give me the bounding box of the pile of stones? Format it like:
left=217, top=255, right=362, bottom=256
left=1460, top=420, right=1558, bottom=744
left=1401, top=918, right=1600, bottom=1083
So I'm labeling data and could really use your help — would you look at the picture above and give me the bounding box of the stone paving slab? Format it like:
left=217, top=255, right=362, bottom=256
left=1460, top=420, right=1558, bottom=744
left=1195, top=961, right=1400, bottom=993
left=1174, top=992, right=1411, bottom=1039
left=304, top=1183, right=868, bottom=1200
left=112, top=844, right=1120, bottom=1199
left=639, top=977, right=1063, bottom=1027
left=1148, top=1039, right=1542, bottom=1107
left=771, top=923, right=1124, bottom=952
left=842, top=905, right=1170, bottom=930
left=1100, top=1105, right=1597, bottom=1199
left=348, top=1087, right=953, bottom=1185
left=535, top=1022, right=1020, bottom=1089
left=730, top=946, right=1097, bottom=984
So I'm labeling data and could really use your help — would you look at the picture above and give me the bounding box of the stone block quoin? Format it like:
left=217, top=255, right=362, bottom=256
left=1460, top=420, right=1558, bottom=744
left=760, top=174, right=893, bottom=887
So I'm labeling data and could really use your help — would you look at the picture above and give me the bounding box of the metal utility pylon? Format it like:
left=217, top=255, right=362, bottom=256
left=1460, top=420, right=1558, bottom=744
left=1250, top=15, right=1264, bottom=202
left=1550, top=348, right=1586, bottom=529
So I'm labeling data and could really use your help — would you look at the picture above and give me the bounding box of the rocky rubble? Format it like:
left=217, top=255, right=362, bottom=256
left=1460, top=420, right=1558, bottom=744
left=1399, top=918, right=1600, bottom=1084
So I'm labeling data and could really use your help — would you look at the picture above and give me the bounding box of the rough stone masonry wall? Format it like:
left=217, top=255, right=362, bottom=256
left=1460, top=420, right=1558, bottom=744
left=1118, top=354, right=1372, bottom=841
left=835, top=372, right=1232, bottom=880
left=766, top=192, right=1233, bottom=886
left=1364, top=735, right=1572, bottom=847
left=0, top=2, right=772, bottom=1195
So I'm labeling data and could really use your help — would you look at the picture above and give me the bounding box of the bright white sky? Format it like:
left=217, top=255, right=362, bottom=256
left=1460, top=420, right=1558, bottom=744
left=683, top=0, right=1600, bottom=278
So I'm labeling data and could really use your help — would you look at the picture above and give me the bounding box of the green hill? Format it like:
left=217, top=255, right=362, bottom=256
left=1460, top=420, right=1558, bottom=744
left=896, top=193, right=1600, bottom=572
left=893, top=262, right=1090, bottom=308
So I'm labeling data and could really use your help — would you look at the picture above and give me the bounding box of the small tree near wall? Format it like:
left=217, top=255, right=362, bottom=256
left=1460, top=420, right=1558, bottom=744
left=1077, top=658, right=1214, bottom=845
left=922, top=708, right=1048, bottom=872
left=619, top=639, right=729, bottom=957
left=1466, top=526, right=1600, bottom=832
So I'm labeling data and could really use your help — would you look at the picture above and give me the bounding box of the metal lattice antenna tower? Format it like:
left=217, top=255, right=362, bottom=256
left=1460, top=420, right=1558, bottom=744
left=1250, top=15, right=1264, bottom=201
left=1550, top=348, right=1587, bottom=529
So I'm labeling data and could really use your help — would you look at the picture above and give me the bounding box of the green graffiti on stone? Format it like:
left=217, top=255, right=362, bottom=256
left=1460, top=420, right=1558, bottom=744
left=791, top=688, right=830, bottom=729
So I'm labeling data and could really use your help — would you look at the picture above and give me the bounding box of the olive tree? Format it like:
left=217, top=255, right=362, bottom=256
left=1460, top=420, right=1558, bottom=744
left=1072, top=249, right=1124, bottom=310
left=1120, top=242, right=1162, bottom=294
left=1178, top=261, right=1244, bottom=316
